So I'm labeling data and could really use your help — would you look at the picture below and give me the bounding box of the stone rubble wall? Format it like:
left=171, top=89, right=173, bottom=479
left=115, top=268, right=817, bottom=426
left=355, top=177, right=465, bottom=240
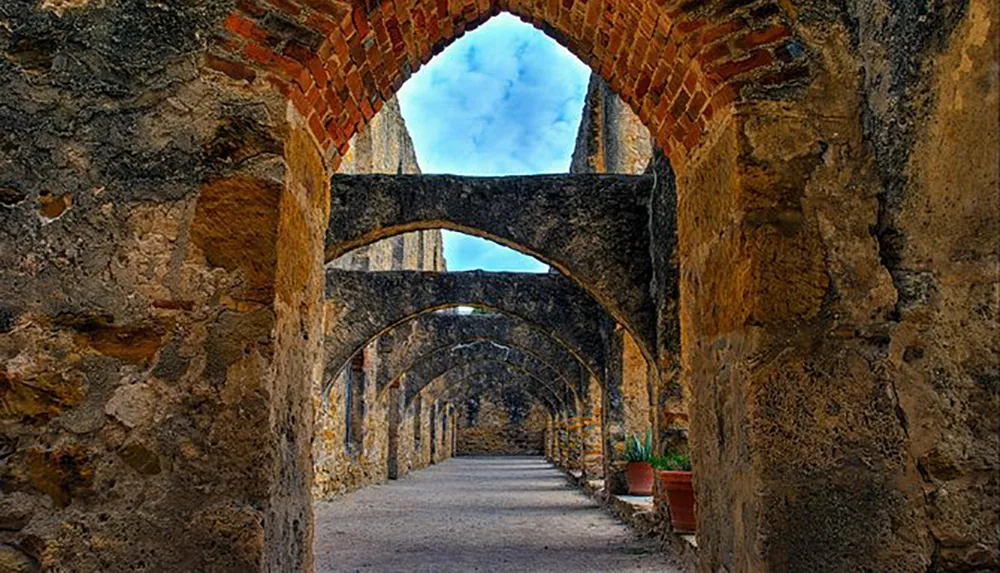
left=570, top=74, right=654, bottom=176
left=313, top=97, right=448, bottom=499
left=455, top=383, right=549, bottom=455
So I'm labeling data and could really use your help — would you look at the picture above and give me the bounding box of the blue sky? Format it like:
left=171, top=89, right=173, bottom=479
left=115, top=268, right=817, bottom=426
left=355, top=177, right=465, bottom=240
left=397, top=14, right=590, bottom=273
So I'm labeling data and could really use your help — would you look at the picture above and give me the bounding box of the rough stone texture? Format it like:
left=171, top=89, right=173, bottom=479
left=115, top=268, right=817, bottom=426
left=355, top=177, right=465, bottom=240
left=571, top=74, right=654, bottom=175
left=313, top=95, right=447, bottom=498
left=677, top=5, right=998, bottom=570
left=0, top=1, right=317, bottom=569
left=851, top=1, right=1000, bottom=567
left=621, top=333, right=653, bottom=439
left=313, top=457, right=683, bottom=572
left=452, top=377, right=550, bottom=455
left=323, top=269, right=611, bottom=384
left=0, top=0, right=995, bottom=569
left=398, top=340, right=576, bottom=406
left=376, top=312, right=597, bottom=391
left=326, top=174, right=657, bottom=358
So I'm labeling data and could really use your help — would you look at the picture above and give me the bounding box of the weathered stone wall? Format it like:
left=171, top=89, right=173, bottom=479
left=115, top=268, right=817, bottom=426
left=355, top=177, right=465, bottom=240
left=676, top=4, right=998, bottom=570
left=621, top=333, right=652, bottom=438
left=0, top=0, right=995, bottom=570
left=455, top=379, right=549, bottom=455
left=0, top=2, right=323, bottom=569
left=571, top=74, right=654, bottom=175
left=571, top=83, right=658, bottom=490
left=313, top=97, right=447, bottom=498
left=328, top=97, right=443, bottom=274
left=855, top=1, right=999, bottom=566
left=313, top=345, right=391, bottom=498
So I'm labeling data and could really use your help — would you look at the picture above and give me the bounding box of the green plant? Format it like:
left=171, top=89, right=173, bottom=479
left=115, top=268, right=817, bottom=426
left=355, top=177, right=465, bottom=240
left=650, top=452, right=692, bottom=472
left=623, top=430, right=653, bottom=463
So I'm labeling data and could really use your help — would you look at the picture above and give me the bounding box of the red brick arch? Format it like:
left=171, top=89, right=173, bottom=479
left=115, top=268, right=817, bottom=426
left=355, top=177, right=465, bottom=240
left=206, top=0, right=807, bottom=171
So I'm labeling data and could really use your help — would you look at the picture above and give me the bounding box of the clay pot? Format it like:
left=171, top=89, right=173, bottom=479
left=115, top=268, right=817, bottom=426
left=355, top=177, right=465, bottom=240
left=625, top=461, right=654, bottom=495
left=660, top=470, right=696, bottom=533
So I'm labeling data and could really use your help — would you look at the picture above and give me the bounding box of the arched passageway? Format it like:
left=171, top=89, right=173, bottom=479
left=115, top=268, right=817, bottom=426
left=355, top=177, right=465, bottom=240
left=314, top=458, right=681, bottom=572
left=397, top=341, right=578, bottom=405
left=375, top=312, right=598, bottom=392
left=323, top=268, right=610, bottom=382
left=326, top=173, right=657, bottom=356
left=1, top=0, right=995, bottom=570
left=414, top=360, right=564, bottom=413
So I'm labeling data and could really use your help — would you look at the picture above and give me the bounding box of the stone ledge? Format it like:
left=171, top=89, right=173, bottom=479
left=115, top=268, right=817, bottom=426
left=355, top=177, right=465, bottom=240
left=554, top=462, right=698, bottom=572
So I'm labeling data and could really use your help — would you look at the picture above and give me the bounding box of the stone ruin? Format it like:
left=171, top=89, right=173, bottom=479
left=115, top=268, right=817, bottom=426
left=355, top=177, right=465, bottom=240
left=0, top=0, right=997, bottom=571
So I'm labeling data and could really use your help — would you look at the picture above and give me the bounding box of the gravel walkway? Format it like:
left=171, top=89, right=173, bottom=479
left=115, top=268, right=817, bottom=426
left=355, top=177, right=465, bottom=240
left=313, top=456, right=682, bottom=572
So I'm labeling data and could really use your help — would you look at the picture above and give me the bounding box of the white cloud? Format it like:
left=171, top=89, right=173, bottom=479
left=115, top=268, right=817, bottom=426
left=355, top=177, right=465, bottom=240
left=398, top=13, right=591, bottom=176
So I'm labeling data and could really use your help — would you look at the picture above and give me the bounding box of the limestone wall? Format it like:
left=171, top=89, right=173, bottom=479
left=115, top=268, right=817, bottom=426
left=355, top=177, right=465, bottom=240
left=570, top=74, right=653, bottom=175
left=455, top=382, right=549, bottom=456
left=313, top=97, right=449, bottom=498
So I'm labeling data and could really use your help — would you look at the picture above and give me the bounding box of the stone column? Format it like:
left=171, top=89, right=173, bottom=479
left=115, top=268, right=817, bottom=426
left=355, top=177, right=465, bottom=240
left=581, top=375, right=605, bottom=479
left=545, top=414, right=555, bottom=461
left=565, top=392, right=583, bottom=472
left=0, top=86, right=324, bottom=571
left=602, top=326, right=629, bottom=494
left=555, top=411, right=568, bottom=468
left=387, top=381, right=404, bottom=479
left=429, top=401, right=438, bottom=464
left=677, top=70, right=954, bottom=568
left=441, top=403, right=452, bottom=461
left=451, top=405, right=458, bottom=457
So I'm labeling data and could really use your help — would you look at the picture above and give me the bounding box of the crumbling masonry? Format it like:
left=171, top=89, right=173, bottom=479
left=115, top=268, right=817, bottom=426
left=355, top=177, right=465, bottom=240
left=0, top=0, right=996, bottom=571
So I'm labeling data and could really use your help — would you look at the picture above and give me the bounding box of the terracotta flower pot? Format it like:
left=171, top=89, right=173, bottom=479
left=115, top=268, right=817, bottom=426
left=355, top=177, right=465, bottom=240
left=659, top=470, right=696, bottom=533
left=625, top=461, right=654, bottom=495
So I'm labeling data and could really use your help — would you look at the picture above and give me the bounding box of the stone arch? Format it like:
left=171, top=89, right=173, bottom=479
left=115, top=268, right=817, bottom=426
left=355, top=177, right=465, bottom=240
left=208, top=0, right=808, bottom=172
left=325, top=175, right=657, bottom=358
left=399, top=340, right=578, bottom=405
left=438, top=369, right=559, bottom=414
left=323, top=269, right=610, bottom=390
left=415, top=359, right=568, bottom=413
left=375, top=312, right=597, bottom=394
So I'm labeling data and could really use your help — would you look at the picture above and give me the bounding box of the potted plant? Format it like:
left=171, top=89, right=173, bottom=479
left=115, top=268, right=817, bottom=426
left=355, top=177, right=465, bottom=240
left=651, top=452, right=696, bottom=533
left=622, top=430, right=654, bottom=495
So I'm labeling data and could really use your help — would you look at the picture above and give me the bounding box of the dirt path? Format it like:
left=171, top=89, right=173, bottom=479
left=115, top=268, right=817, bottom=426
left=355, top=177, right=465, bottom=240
left=313, top=456, right=682, bottom=572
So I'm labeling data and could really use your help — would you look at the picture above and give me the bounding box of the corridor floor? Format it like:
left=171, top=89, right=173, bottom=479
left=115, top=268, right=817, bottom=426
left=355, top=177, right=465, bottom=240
left=313, top=456, right=683, bottom=572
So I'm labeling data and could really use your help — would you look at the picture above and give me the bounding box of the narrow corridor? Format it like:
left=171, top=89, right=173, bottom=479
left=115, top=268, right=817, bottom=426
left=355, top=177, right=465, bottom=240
left=313, top=457, right=682, bottom=572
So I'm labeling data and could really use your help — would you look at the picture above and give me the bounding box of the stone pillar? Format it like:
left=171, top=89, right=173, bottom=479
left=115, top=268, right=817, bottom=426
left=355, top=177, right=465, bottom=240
left=602, top=326, right=629, bottom=494
left=451, top=405, right=458, bottom=457
left=441, top=403, right=452, bottom=461
left=565, top=393, right=583, bottom=472
left=648, top=149, right=688, bottom=464
left=555, top=411, right=568, bottom=468
left=0, top=91, right=324, bottom=571
left=581, top=375, right=605, bottom=479
left=387, top=381, right=404, bottom=479
left=545, top=414, right=555, bottom=460
left=678, top=74, right=954, bottom=568
left=429, top=401, right=438, bottom=464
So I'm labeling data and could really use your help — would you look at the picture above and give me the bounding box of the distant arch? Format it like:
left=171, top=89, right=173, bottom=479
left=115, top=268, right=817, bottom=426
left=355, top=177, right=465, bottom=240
left=325, top=174, right=657, bottom=358
left=398, top=340, right=578, bottom=406
left=412, top=360, right=569, bottom=414
left=375, top=312, right=595, bottom=395
left=322, top=269, right=610, bottom=395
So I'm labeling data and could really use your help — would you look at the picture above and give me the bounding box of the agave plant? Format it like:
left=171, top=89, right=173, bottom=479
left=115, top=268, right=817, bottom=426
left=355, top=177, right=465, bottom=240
left=623, top=430, right=653, bottom=463
left=650, top=452, right=692, bottom=472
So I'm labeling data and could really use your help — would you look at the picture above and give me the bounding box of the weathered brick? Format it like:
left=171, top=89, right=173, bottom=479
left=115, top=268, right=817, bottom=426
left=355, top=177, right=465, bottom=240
left=205, top=53, right=258, bottom=82
left=224, top=13, right=275, bottom=46
left=735, top=23, right=789, bottom=51
left=708, top=48, right=773, bottom=80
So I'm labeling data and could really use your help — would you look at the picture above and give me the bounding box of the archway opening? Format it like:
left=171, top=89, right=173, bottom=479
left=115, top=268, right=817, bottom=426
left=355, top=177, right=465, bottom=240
left=314, top=10, right=673, bottom=571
